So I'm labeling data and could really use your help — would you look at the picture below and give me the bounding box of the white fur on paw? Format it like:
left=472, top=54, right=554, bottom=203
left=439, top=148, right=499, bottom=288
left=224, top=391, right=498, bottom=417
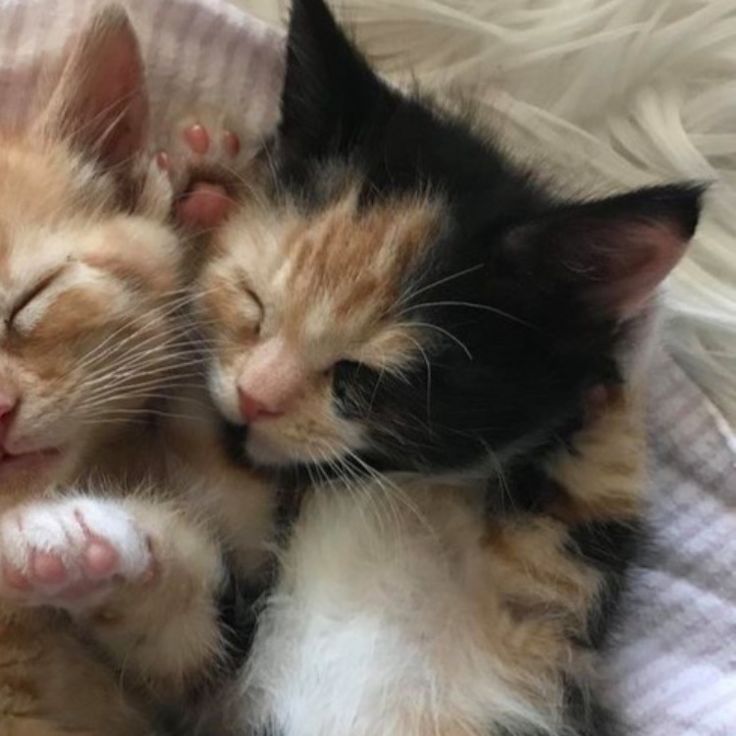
left=0, top=498, right=154, bottom=610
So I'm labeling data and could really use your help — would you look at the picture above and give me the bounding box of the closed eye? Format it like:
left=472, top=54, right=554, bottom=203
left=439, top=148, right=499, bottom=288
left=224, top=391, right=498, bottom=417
left=244, top=286, right=263, bottom=314
left=238, top=279, right=264, bottom=333
left=8, top=266, right=66, bottom=325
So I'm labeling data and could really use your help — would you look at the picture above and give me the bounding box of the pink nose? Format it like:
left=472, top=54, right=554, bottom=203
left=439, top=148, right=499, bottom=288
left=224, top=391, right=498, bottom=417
left=238, top=389, right=284, bottom=424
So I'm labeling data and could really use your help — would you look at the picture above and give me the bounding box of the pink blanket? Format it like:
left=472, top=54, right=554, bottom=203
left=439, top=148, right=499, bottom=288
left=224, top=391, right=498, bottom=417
left=0, top=0, right=283, bottom=159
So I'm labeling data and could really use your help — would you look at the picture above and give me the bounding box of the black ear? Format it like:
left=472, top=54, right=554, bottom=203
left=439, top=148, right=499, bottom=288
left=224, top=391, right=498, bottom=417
left=280, top=0, right=390, bottom=160
left=502, top=184, right=705, bottom=319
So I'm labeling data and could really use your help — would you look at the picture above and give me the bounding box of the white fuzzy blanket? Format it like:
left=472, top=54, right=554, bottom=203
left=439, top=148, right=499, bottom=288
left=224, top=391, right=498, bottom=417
left=0, top=0, right=734, bottom=733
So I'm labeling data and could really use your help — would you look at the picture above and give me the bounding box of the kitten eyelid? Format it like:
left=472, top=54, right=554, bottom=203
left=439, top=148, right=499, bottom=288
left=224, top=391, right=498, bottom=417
left=238, top=280, right=264, bottom=333
left=8, top=266, right=67, bottom=323
left=243, top=286, right=264, bottom=314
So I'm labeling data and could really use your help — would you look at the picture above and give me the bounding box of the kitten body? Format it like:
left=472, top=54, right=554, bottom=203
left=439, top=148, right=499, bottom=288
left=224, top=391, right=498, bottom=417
left=0, top=8, right=274, bottom=735
left=180, top=0, right=703, bottom=734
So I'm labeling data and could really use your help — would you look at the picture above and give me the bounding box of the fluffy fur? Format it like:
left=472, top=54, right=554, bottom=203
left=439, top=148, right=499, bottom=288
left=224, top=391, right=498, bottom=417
left=239, top=0, right=736, bottom=427
left=180, top=0, right=704, bottom=734
left=0, top=1, right=709, bottom=734
left=0, top=8, right=274, bottom=735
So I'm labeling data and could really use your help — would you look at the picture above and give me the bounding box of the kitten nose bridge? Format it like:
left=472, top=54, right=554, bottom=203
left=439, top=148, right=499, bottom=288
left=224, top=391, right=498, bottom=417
left=236, top=339, right=307, bottom=422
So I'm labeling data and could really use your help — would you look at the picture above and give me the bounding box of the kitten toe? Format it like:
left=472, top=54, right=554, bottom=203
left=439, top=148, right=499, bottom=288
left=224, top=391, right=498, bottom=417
left=222, top=129, right=241, bottom=157
left=155, top=151, right=171, bottom=172
left=2, top=562, right=31, bottom=591
left=183, top=123, right=211, bottom=155
left=31, top=550, right=67, bottom=585
left=70, top=499, right=154, bottom=585
left=0, top=498, right=155, bottom=609
left=83, top=539, right=120, bottom=579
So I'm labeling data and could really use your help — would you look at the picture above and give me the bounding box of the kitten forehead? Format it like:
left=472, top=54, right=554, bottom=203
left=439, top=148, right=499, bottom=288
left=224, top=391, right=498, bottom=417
left=0, top=137, right=112, bottom=221
left=208, top=189, right=442, bottom=367
left=281, top=191, right=442, bottom=342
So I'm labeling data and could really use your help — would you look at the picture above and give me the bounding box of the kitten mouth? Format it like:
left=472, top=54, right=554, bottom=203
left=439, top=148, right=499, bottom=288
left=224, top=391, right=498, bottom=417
left=0, top=447, right=62, bottom=475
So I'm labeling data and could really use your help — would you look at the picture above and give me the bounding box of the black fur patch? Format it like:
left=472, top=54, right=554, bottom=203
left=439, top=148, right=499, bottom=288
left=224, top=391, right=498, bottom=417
left=269, top=0, right=704, bottom=486
left=485, top=456, right=568, bottom=515
left=562, top=679, right=624, bottom=736
left=567, top=519, right=643, bottom=648
left=216, top=565, right=270, bottom=675
left=219, top=418, right=250, bottom=467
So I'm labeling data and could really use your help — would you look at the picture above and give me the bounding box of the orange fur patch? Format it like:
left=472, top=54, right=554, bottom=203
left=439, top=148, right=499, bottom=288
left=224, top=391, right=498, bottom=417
left=282, top=193, right=441, bottom=343
left=546, top=390, right=646, bottom=524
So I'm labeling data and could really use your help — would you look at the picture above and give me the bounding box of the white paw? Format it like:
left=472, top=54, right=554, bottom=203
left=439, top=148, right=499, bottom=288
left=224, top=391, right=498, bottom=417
left=0, top=498, right=154, bottom=610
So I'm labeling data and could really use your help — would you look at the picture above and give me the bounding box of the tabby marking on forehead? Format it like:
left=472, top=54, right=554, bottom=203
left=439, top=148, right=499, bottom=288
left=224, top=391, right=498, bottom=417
left=281, top=191, right=442, bottom=342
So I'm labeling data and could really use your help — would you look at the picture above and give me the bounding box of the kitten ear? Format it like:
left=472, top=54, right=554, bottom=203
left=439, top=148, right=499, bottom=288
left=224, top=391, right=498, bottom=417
left=503, top=184, right=704, bottom=319
left=281, top=0, right=388, bottom=158
left=34, top=5, right=148, bottom=170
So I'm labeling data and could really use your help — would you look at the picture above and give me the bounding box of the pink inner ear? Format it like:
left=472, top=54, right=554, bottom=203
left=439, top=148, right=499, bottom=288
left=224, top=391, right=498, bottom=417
left=83, top=31, right=148, bottom=165
left=40, top=8, right=148, bottom=168
left=587, top=222, right=690, bottom=319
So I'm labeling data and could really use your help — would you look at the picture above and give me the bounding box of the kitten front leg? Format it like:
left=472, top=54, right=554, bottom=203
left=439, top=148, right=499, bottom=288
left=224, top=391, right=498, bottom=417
left=0, top=496, right=226, bottom=696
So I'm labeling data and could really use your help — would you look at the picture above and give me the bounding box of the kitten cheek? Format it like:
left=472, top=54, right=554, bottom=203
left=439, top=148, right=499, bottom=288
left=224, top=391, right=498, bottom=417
left=246, top=405, right=367, bottom=467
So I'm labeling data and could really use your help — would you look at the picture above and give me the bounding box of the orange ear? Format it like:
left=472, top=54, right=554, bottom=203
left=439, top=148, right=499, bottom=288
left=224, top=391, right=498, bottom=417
left=36, top=5, right=148, bottom=169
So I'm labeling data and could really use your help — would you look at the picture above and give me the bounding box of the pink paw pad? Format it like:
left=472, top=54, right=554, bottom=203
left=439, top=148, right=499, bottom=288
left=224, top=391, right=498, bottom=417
left=183, top=123, right=211, bottom=155
left=223, top=130, right=240, bottom=157
left=3, top=563, right=31, bottom=591
left=32, top=551, right=66, bottom=584
left=160, top=117, right=243, bottom=230
left=84, top=540, right=120, bottom=579
left=0, top=499, right=154, bottom=610
left=180, top=122, right=240, bottom=160
left=155, top=151, right=171, bottom=172
left=176, top=182, right=232, bottom=231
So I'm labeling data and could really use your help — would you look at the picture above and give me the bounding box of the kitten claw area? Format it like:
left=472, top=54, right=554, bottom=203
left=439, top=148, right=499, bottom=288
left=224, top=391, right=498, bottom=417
left=156, top=111, right=245, bottom=231
left=0, top=498, right=155, bottom=610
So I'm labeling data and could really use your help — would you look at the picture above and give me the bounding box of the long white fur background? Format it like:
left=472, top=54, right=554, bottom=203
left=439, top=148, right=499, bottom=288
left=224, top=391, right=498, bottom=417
left=237, top=0, right=736, bottom=426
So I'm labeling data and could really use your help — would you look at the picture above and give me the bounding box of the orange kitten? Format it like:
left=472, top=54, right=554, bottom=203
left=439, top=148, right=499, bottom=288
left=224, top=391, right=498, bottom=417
left=0, top=7, right=273, bottom=734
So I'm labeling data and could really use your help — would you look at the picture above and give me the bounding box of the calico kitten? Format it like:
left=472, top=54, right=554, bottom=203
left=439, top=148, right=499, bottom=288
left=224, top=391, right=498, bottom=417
left=176, top=0, right=703, bottom=734
left=0, top=8, right=273, bottom=735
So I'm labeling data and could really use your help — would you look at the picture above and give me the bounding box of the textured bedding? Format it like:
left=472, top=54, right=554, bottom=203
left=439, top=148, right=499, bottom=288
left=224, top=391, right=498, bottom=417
left=608, top=351, right=736, bottom=735
left=0, top=0, right=734, bottom=734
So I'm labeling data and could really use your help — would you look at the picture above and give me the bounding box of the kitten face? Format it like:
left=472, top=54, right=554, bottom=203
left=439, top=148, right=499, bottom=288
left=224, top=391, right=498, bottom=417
left=0, top=8, right=180, bottom=496
left=197, top=0, right=702, bottom=475
left=200, top=189, right=440, bottom=465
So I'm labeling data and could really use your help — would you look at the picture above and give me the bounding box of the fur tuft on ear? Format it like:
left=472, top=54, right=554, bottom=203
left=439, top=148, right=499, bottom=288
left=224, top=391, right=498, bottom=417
left=502, top=184, right=705, bottom=319
left=281, top=0, right=389, bottom=160
left=35, top=4, right=148, bottom=171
